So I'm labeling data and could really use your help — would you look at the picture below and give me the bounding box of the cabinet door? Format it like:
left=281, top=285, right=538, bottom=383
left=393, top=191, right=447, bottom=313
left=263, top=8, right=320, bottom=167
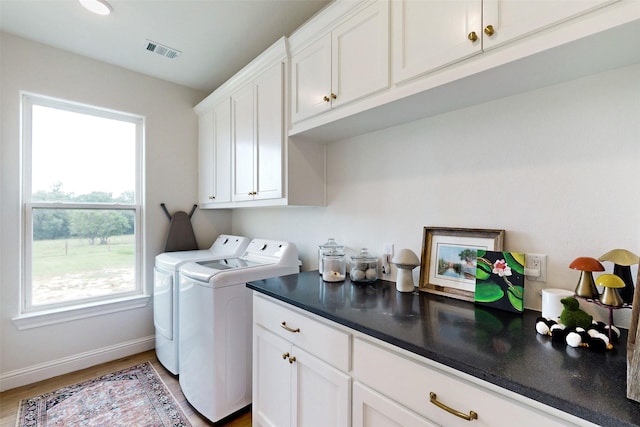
left=231, top=83, right=256, bottom=202
left=253, top=326, right=293, bottom=427
left=353, top=382, right=436, bottom=427
left=212, top=99, right=232, bottom=203
left=392, top=0, right=482, bottom=84
left=332, top=0, right=390, bottom=108
left=291, top=34, right=332, bottom=123
left=292, top=346, right=350, bottom=427
left=482, top=0, right=619, bottom=50
left=198, top=110, right=215, bottom=205
left=254, top=62, right=284, bottom=201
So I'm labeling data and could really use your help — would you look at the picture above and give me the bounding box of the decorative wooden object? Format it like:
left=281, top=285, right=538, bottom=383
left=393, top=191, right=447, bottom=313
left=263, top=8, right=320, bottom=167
left=627, top=261, right=640, bottom=402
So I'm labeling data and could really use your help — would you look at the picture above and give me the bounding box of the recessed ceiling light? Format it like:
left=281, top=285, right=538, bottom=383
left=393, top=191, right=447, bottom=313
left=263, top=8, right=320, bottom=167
left=79, top=0, right=112, bottom=16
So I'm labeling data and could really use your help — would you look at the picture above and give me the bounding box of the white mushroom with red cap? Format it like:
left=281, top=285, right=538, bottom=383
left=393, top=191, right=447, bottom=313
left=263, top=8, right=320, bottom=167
left=392, top=249, right=420, bottom=292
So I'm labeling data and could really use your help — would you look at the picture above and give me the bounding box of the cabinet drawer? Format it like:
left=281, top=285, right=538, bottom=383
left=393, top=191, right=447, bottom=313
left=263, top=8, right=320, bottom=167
left=353, top=338, right=578, bottom=427
left=253, top=294, right=350, bottom=371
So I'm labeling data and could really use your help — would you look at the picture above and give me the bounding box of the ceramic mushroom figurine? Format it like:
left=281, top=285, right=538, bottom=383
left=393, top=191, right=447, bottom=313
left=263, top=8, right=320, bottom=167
left=569, top=257, right=605, bottom=299
left=392, top=249, right=420, bottom=292
left=598, top=249, right=639, bottom=304
left=596, top=273, right=626, bottom=307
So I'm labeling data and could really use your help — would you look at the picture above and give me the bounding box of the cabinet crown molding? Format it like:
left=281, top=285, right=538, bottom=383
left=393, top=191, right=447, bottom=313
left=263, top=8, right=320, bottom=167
left=194, top=36, right=288, bottom=113
left=288, top=0, right=375, bottom=55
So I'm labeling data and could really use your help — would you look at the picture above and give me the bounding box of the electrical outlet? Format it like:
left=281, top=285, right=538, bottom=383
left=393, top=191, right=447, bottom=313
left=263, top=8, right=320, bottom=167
left=383, top=243, right=393, bottom=256
left=382, top=244, right=393, bottom=276
left=525, top=254, right=547, bottom=283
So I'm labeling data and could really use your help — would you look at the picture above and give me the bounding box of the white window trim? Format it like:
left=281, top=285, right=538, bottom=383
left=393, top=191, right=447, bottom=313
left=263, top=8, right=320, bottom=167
left=12, top=295, right=151, bottom=330
left=20, top=93, right=145, bottom=318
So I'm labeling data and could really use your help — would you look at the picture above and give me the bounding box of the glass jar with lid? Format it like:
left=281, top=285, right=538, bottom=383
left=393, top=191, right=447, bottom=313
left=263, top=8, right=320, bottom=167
left=322, top=252, right=346, bottom=282
left=318, top=238, right=344, bottom=275
left=350, top=248, right=378, bottom=283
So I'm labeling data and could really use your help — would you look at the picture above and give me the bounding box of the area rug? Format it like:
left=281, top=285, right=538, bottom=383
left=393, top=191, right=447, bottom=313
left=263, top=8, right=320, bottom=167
left=16, top=362, right=191, bottom=427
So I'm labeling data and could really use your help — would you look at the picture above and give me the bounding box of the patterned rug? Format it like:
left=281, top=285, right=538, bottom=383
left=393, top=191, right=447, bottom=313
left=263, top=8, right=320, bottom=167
left=16, top=362, right=191, bottom=427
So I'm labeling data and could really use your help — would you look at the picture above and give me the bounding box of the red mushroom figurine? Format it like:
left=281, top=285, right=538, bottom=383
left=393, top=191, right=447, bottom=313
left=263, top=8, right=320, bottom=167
left=569, top=257, right=604, bottom=299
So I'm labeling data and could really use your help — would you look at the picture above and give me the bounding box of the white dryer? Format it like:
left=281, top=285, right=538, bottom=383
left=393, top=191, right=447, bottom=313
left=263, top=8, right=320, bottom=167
left=178, top=238, right=299, bottom=423
left=153, top=234, right=250, bottom=374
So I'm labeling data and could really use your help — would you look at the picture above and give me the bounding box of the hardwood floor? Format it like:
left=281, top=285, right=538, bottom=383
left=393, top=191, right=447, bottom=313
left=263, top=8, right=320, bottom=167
left=0, top=350, right=252, bottom=427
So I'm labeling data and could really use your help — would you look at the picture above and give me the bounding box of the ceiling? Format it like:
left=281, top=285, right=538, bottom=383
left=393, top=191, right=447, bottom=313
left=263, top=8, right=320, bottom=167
left=0, top=0, right=331, bottom=93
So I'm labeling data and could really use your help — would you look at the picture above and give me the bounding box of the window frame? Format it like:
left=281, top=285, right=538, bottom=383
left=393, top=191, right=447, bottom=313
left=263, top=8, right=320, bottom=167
left=18, top=93, right=146, bottom=320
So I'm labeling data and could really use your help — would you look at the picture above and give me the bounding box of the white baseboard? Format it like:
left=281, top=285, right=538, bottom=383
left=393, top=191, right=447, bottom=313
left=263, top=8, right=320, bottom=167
left=0, top=335, right=155, bottom=392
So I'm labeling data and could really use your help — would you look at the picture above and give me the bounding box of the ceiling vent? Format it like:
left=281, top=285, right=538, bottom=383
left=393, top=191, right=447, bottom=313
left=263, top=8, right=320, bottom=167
left=145, top=39, right=181, bottom=59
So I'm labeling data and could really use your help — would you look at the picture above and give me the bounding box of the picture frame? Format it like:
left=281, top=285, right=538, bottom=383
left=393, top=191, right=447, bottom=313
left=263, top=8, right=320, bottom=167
left=627, top=263, right=640, bottom=402
left=419, top=227, right=505, bottom=301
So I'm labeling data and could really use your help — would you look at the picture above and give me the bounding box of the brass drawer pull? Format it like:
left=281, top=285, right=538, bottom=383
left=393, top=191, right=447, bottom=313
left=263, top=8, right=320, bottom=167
left=467, top=31, right=478, bottom=42
left=429, top=392, right=478, bottom=421
left=280, top=321, right=300, bottom=333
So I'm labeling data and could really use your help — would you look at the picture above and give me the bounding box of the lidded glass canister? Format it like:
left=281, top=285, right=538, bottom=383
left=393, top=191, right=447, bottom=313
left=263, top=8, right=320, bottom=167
left=318, top=238, right=344, bottom=275
left=322, top=252, right=346, bottom=282
left=350, top=248, right=378, bottom=282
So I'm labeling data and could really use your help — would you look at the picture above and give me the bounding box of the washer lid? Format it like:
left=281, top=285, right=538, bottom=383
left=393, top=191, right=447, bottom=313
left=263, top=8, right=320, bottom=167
left=154, top=235, right=250, bottom=270
left=197, top=258, right=268, bottom=270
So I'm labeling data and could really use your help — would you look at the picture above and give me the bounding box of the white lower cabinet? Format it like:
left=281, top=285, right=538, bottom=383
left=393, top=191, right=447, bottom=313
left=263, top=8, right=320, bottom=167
left=353, top=382, right=436, bottom=427
left=252, top=295, right=351, bottom=427
left=252, top=294, right=596, bottom=427
left=353, top=338, right=591, bottom=427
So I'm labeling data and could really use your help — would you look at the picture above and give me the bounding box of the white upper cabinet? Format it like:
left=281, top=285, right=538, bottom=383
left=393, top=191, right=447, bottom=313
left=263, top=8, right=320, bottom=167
left=232, top=62, right=284, bottom=202
left=482, top=0, right=620, bottom=51
left=231, top=83, right=256, bottom=202
left=392, top=0, right=621, bottom=85
left=392, top=0, right=482, bottom=84
left=196, top=37, right=325, bottom=209
left=198, top=98, right=231, bottom=206
left=291, top=0, right=390, bottom=124
left=254, top=62, right=285, bottom=201
left=291, top=34, right=333, bottom=123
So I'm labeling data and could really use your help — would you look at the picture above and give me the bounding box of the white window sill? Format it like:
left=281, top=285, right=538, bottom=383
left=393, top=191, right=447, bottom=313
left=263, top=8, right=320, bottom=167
left=12, top=295, right=151, bottom=330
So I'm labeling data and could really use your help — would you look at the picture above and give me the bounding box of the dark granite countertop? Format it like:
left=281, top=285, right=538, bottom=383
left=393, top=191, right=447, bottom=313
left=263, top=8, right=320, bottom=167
left=247, top=271, right=640, bottom=427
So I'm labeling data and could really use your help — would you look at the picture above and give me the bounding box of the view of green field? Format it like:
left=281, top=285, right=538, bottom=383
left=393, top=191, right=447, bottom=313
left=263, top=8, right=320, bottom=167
left=32, top=234, right=136, bottom=306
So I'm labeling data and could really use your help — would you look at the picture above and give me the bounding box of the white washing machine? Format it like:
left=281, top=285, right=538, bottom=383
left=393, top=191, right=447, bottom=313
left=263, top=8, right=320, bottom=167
left=178, top=238, right=299, bottom=423
left=153, top=234, right=250, bottom=374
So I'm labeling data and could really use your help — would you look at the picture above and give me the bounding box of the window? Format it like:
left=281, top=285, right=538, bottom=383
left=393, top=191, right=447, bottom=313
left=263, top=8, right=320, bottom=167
left=21, top=94, right=143, bottom=314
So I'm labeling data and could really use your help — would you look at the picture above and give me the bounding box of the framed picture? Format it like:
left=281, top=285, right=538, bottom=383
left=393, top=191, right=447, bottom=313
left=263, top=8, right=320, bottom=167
left=419, top=227, right=505, bottom=301
left=627, top=264, right=640, bottom=402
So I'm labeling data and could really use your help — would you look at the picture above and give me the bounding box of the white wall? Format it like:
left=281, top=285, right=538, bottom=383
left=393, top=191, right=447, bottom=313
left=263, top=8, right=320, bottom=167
left=0, top=33, right=231, bottom=389
left=233, top=63, right=640, bottom=325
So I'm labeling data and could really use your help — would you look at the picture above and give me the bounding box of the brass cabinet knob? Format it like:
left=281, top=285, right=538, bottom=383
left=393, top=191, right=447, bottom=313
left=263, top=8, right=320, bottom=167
left=288, top=356, right=296, bottom=364
left=282, top=352, right=290, bottom=360
left=467, top=31, right=478, bottom=42
left=323, top=95, right=330, bottom=102
left=330, top=93, right=337, bottom=99
left=484, top=24, right=495, bottom=36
